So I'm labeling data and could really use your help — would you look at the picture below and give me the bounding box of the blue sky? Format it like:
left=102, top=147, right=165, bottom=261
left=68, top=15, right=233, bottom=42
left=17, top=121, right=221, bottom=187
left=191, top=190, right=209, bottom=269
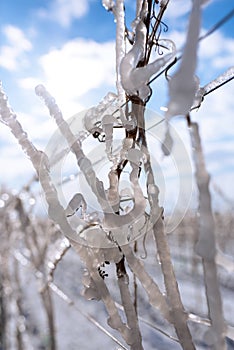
left=0, top=0, right=234, bottom=213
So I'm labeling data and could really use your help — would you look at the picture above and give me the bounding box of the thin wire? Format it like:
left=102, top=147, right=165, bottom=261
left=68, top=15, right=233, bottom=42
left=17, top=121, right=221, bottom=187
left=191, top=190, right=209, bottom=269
left=115, top=301, right=179, bottom=343
left=203, top=75, right=234, bottom=97
left=199, top=8, right=234, bottom=42
left=149, top=7, right=234, bottom=85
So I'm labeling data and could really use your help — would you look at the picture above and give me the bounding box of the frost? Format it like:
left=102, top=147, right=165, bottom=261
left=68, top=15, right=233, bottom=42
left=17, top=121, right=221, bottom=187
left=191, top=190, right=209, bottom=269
left=165, top=0, right=201, bottom=118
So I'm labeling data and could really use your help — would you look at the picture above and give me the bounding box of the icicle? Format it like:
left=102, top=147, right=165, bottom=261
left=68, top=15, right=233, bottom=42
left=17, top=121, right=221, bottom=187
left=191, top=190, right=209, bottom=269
left=102, top=114, right=116, bottom=159
left=165, top=0, right=201, bottom=118
left=136, top=0, right=144, bottom=18
left=104, top=149, right=146, bottom=231
left=161, top=123, right=173, bottom=156
left=106, top=169, right=120, bottom=212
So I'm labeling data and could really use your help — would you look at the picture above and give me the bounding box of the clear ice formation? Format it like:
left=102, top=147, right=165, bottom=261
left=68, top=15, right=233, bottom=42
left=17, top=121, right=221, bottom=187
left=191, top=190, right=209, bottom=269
left=120, top=3, right=176, bottom=101
left=192, top=66, right=234, bottom=110
left=165, top=0, right=201, bottom=118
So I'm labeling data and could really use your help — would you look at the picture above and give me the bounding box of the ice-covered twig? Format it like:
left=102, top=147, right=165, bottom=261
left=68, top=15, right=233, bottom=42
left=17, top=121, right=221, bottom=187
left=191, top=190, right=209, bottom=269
left=191, top=66, right=234, bottom=110
left=140, top=140, right=195, bottom=349
left=165, top=0, right=201, bottom=118
left=116, top=257, right=143, bottom=350
left=121, top=244, right=171, bottom=322
left=189, top=121, right=227, bottom=350
left=35, top=85, right=112, bottom=215
left=47, top=238, right=71, bottom=282
left=115, top=0, right=126, bottom=103
left=14, top=249, right=129, bottom=350
left=75, top=245, right=132, bottom=345
left=0, top=82, right=80, bottom=243
left=83, top=92, right=118, bottom=136
left=148, top=188, right=196, bottom=349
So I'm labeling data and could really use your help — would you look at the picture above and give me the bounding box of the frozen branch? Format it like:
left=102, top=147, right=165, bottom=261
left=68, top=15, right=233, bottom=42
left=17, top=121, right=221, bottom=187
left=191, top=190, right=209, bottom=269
left=115, top=0, right=126, bottom=103
left=189, top=121, right=227, bottom=350
left=192, top=66, right=234, bottom=110
left=121, top=244, right=171, bottom=322
left=116, top=257, right=143, bottom=350
left=35, top=85, right=111, bottom=215
left=0, top=82, right=79, bottom=243
left=140, top=141, right=195, bottom=349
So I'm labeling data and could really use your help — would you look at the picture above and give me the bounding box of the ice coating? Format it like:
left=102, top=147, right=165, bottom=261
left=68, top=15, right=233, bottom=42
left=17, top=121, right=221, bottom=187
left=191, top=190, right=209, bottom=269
left=83, top=92, right=118, bottom=135
left=120, top=10, right=176, bottom=101
left=204, top=66, right=234, bottom=92
left=165, top=0, right=201, bottom=118
left=103, top=148, right=146, bottom=233
left=65, top=193, right=87, bottom=218
left=0, top=82, right=82, bottom=242
left=115, top=0, right=126, bottom=102
left=102, top=114, right=117, bottom=160
left=35, top=85, right=113, bottom=215
left=189, top=122, right=227, bottom=348
left=192, top=66, right=234, bottom=109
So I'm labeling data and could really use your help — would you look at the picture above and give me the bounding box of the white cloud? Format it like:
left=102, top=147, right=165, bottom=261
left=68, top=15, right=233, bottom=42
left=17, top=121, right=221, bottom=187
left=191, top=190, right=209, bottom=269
left=19, top=77, right=42, bottom=90
left=0, top=25, right=32, bottom=71
left=165, top=0, right=192, bottom=19
left=199, top=31, right=234, bottom=67
left=38, top=0, right=89, bottom=28
left=21, top=38, right=116, bottom=116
